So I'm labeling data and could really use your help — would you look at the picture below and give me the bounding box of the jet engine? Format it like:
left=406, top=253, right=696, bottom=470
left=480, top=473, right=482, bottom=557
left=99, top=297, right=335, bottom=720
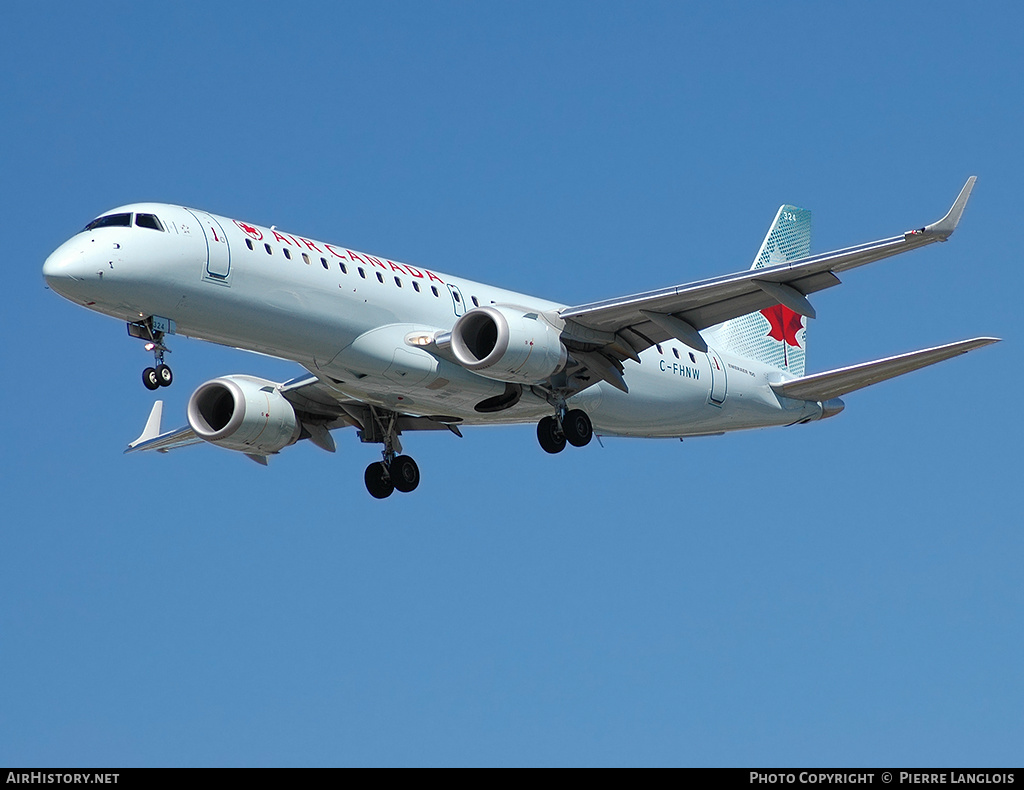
left=187, top=375, right=301, bottom=455
left=450, top=305, right=567, bottom=384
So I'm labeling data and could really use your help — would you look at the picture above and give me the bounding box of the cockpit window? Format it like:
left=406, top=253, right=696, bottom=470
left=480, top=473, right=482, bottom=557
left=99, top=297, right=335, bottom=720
left=135, top=213, right=165, bottom=232
left=84, top=213, right=132, bottom=231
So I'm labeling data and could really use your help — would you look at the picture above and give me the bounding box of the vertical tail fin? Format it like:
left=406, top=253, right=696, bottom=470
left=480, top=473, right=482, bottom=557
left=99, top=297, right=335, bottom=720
left=705, top=204, right=812, bottom=376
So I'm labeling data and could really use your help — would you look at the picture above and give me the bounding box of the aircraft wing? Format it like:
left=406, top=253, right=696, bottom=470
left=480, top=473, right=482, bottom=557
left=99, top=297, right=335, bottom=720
left=558, top=178, right=976, bottom=378
left=125, top=376, right=463, bottom=458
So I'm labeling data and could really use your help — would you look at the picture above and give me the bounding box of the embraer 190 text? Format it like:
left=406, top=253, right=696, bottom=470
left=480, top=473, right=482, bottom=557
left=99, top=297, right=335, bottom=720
left=43, top=178, right=998, bottom=498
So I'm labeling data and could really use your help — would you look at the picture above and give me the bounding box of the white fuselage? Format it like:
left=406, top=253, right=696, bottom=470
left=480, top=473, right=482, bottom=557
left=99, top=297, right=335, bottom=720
left=43, top=203, right=822, bottom=437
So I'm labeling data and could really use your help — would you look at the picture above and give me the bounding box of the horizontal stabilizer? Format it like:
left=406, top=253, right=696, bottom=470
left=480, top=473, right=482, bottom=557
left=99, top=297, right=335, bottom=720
left=772, top=337, right=999, bottom=402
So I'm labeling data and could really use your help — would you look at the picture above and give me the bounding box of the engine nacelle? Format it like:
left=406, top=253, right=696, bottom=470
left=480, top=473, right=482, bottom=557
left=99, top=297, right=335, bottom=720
left=187, top=375, right=301, bottom=455
left=450, top=305, right=567, bottom=384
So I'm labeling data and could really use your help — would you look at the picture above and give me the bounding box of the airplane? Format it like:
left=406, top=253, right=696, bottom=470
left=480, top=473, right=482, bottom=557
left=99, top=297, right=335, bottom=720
left=42, top=177, right=998, bottom=498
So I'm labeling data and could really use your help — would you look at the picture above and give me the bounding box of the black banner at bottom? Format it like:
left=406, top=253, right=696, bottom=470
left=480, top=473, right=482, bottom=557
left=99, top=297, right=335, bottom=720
left=1, top=767, right=1021, bottom=776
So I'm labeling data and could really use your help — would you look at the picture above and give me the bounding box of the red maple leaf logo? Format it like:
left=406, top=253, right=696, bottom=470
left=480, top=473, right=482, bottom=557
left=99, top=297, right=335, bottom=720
left=760, top=304, right=804, bottom=348
left=234, top=220, right=263, bottom=241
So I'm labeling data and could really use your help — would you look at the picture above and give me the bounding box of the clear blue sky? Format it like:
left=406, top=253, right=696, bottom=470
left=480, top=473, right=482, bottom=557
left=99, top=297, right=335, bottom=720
left=2, top=1, right=1021, bottom=767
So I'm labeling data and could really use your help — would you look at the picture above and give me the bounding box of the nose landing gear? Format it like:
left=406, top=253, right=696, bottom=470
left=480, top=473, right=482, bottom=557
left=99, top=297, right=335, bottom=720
left=141, top=349, right=172, bottom=391
left=143, top=360, right=173, bottom=390
left=129, top=319, right=174, bottom=390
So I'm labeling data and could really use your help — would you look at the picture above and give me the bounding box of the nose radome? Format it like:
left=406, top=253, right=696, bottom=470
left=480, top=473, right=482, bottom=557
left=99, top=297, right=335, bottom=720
left=44, top=246, right=78, bottom=279
left=43, top=240, right=95, bottom=298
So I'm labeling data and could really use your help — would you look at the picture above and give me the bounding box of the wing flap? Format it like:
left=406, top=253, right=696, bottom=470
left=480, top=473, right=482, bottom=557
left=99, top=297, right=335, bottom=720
left=771, top=337, right=999, bottom=402
left=281, top=373, right=465, bottom=432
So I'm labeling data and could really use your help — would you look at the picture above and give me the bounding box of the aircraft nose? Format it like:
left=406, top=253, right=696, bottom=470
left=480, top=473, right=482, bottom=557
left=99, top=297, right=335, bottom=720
left=43, top=240, right=95, bottom=299
left=43, top=246, right=79, bottom=282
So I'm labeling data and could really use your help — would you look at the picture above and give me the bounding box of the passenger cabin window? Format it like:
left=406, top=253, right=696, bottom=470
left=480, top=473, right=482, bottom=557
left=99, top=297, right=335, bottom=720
left=431, top=286, right=439, bottom=297
left=245, top=238, right=254, bottom=251
left=265, top=243, right=273, bottom=255
left=471, top=296, right=479, bottom=307
left=302, top=252, right=310, bottom=265
left=135, top=213, right=164, bottom=232
left=412, top=281, right=420, bottom=292
left=394, top=277, right=402, bottom=287
left=321, top=258, right=329, bottom=270
left=84, top=213, right=131, bottom=231
left=375, top=272, right=384, bottom=283
left=673, top=348, right=680, bottom=359
left=358, top=268, right=366, bottom=278
left=340, top=263, right=348, bottom=274
left=283, top=248, right=292, bottom=260
left=656, top=344, right=663, bottom=354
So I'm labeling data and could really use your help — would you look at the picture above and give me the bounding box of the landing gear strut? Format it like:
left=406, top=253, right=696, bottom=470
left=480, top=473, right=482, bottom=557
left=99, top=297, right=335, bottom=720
left=129, top=319, right=173, bottom=390
left=537, top=405, right=593, bottom=454
left=360, top=407, right=421, bottom=498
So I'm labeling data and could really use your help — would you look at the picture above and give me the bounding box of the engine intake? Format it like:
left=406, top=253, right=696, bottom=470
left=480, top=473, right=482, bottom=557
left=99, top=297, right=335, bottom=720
left=450, top=305, right=567, bottom=385
left=187, top=375, right=301, bottom=455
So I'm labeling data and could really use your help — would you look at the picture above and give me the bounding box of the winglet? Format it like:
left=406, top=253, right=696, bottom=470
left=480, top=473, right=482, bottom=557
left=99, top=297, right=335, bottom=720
left=128, top=401, right=164, bottom=449
left=912, top=176, right=976, bottom=241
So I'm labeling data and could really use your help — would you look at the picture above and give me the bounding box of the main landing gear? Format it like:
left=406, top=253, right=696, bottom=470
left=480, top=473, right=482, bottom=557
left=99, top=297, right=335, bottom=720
left=537, top=407, right=593, bottom=454
left=360, top=407, right=421, bottom=499
left=364, top=454, right=420, bottom=499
